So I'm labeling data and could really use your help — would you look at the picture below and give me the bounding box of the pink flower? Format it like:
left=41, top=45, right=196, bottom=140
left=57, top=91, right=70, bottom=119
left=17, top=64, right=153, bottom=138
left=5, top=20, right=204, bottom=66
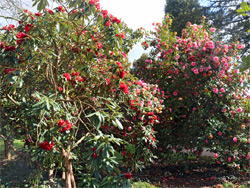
left=218, top=131, right=222, bottom=136
left=214, top=153, right=219, bottom=158
left=213, top=88, right=219, bottom=93
left=192, top=68, right=199, bottom=74
left=210, top=28, right=216, bottom=32
left=237, top=107, right=242, bottom=112
left=220, top=88, right=225, bottom=93
left=213, top=56, right=219, bottom=62
left=191, top=62, right=196, bottom=66
left=233, top=137, right=237, bottom=142
left=246, top=154, right=250, bottom=160
left=173, top=91, right=178, bottom=96
left=234, top=69, right=239, bottom=74
left=228, top=157, right=232, bottom=162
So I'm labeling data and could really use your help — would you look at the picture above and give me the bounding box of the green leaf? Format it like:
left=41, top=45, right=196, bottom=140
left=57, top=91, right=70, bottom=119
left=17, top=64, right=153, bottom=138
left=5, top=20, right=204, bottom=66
left=241, top=2, right=250, bottom=11
left=115, top=118, right=123, bottom=130
left=45, top=98, right=50, bottom=110
left=56, top=22, right=61, bottom=33
left=237, top=9, right=245, bottom=13
left=86, top=112, right=97, bottom=118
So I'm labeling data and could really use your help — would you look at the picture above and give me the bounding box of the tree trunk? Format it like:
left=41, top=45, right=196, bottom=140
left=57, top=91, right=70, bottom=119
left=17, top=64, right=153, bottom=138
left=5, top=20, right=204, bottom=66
left=4, top=139, right=11, bottom=160
left=62, top=171, right=66, bottom=180
left=49, top=168, right=55, bottom=188
left=62, top=148, right=76, bottom=188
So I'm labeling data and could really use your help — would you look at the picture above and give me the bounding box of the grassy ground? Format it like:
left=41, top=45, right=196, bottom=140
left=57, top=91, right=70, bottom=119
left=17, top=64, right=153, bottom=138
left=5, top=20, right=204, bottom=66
left=0, top=139, right=24, bottom=158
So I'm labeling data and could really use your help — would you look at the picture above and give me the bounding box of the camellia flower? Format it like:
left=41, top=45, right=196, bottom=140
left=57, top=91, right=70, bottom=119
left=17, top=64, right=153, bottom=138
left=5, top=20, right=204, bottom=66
left=39, top=141, right=54, bottom=151
left=233, top=137, right=237, bottom=142
left=218, top=131, right=222, bottom=136
left=119, top=70, right=126, bottom=78
left=16, top=32, right=28, bottom=39
left=101, top=10, right=108, bottom=18
left=213, top=88, right=219, bottom=93
left=24, top=24, right=33, bottom=32
left=237, top=107, right=242, bottom=112
left=246, top=154, right=250, bottom=160
left=173, top=91, right=178, bottom=96
left=120, top=82, right=129, bottom=94
left=58, top=120, right=72, bottom=133
left=105, top=20, right=111, bottom=27
left=58, top=6, right=65, bottom=13
left=220, top=88, right=225, bottom=93
left=214, top=153, right=219, bottom=158
left=124, top=172, right=132, bottom=179
left=63, top=73, right=71, bottom=81
left=210, top=28, right=216, bottom=32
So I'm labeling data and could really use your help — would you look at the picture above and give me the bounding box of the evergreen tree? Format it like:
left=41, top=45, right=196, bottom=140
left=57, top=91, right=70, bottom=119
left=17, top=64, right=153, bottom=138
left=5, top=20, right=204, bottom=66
left=204, top=0, right=250, bottom=56
left=164, top=0, right=204, bottom=36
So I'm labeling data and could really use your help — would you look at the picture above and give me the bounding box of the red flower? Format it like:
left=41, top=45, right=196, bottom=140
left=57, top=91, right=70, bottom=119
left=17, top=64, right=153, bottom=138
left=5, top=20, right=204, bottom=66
left=58, top=6, right=65, bottom=13
left=63, top=73, right=71, bottom=81
left=4, top=46, right=16, bottom=52
left=57, top=119, right=65, bottom=126
left=58, top=119, right=72, bottom=132
left=25, top=26, right=30, bottom=32
left=16, top=32, right=28, bottom=39
left=93, top=153, right=97, bottom=158
left=105, top=20, right=111, bottom=27
left=112, top=17, right=121, bottom=24
left=45, top=8, right=54, bottom=15
left=5, top=68, right=16, bottom=74
left=101, top=10, right=108, bottom=18
left=72, top=71, right=79, bottom=76
left=35, top=12, right=42, bottom=17
left=89, top=0, right=99, bottom=5
left=120, top=33, right=125, bottom=39
left=106, top=78, right=111, bottom=85
left=147, top=112, right=154, bottom=116
left=39, top=141, right=54, bottom=151
left=119, top=70, right=126, bottom=78
left=24, top=24, right=33, bottom=32
left=120, top=82, right=129, bottom=94
left=2, top=24, right=15, bottom=30
left=124, top=172, right=132, bottom=179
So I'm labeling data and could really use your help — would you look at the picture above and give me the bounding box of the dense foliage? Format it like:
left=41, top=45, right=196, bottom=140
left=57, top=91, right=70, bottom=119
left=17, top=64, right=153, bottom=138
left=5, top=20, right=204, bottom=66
left=133, top=16, right=250, bottom=171
left=0, top=1, right=163, bottom=187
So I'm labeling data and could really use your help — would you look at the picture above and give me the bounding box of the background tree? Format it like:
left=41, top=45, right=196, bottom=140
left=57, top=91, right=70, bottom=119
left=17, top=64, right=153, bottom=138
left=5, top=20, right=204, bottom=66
left=203, top=0, right=250, bottom=56
left=0, top=0, right=33, bottom=19
left=164, top=0, right=204, bottom=36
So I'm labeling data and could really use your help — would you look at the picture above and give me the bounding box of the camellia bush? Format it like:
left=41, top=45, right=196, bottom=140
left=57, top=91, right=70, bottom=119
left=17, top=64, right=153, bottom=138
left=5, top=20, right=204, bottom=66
left=0, top=1, right=164, bottom=187
left=133, top=16, right=250, bottom=171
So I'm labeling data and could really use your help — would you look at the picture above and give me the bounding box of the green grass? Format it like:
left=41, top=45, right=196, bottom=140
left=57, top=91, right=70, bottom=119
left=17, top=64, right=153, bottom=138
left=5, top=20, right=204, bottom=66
left=0, top=139, right=24, bottom=158
left=132, top=182, right=157, bottom=188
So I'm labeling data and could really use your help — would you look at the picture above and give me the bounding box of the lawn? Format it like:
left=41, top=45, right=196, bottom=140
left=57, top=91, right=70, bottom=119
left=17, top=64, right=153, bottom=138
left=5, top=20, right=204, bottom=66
left=0, top=139, right=24, bottom=158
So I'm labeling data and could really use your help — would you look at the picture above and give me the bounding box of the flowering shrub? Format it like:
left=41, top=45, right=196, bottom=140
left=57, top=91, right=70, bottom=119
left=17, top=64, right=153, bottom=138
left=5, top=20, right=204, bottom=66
left=0, top=1, right=163, bottom=187
left=133, top=16, right=250, bottom=171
